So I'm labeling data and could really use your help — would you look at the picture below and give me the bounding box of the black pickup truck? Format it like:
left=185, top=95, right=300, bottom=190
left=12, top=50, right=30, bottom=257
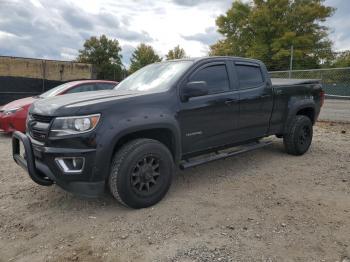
left=12, top=57, right=324, bottom=208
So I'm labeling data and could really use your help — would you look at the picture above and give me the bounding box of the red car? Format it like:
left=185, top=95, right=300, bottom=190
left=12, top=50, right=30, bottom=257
left=0, top=80, right=118, bottom=133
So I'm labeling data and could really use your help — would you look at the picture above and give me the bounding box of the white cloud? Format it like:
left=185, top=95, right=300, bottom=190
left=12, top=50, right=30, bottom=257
left=0, top=0, right=348, bottom=67
left=325, top=0, right=350, bottom=51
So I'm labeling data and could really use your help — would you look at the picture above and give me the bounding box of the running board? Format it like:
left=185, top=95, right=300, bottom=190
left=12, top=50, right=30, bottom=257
left=179, top=140, right=272, bottom=170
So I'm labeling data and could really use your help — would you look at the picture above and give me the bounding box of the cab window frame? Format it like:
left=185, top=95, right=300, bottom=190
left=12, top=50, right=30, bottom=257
left=234, top=61, right=265, bottom=90
left=186, top=62, right=231, bottom=97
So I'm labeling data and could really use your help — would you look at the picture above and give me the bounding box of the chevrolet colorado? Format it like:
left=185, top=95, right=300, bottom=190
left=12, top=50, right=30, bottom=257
left=12, top=57, right=324, bottom=208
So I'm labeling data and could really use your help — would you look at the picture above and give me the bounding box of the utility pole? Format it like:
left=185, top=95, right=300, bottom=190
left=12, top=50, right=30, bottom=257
left=42, top=60, right=46, bottom=92
left=289, top=45, right=294, bottom=79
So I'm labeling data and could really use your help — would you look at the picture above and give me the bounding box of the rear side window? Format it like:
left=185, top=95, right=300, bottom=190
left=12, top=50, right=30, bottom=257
left=95, top=83, right=116, bottom=91
left=65, top=84, right=95, bottom=94
left=236, top=64, right=264, bottom=89
left=190, top=64, right=229, bottom=94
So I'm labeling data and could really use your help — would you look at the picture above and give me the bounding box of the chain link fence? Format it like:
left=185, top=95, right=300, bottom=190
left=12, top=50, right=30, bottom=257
left=269, top=67, right=350, bottom=98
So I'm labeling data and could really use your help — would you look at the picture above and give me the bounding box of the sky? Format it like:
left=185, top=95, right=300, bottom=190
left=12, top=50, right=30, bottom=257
left=0, top=0, right=349, bottom=67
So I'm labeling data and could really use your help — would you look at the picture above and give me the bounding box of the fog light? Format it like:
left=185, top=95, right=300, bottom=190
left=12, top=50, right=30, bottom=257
left=55, top=157, right=85, bottom=174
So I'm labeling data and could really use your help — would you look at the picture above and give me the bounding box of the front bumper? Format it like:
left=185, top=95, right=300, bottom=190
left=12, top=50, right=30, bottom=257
left=12, top=131, right=105, bottom=197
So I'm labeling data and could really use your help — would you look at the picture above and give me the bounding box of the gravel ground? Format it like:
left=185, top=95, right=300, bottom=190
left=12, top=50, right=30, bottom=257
left=0, top=122, right=349, bottom=262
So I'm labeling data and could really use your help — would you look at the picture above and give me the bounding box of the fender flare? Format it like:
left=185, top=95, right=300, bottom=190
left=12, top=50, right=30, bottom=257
left=284, top=99, right=316, bottom=133
left=108, top=122, right=182, bottom=164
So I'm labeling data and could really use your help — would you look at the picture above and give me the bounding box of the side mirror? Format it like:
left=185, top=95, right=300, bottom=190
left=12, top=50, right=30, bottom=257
left=182, top=81, right=209, bottom=101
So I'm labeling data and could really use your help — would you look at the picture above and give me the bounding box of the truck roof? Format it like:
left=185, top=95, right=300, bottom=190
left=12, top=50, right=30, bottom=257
left=167, top=56, right=263, bottom=64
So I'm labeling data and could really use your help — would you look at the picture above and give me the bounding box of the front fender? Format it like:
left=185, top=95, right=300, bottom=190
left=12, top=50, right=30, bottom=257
left=92, top=113, right=181, bottom=181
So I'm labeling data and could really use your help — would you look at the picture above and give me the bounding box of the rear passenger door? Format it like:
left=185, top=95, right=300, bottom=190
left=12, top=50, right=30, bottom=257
left=178, top=60, right=239, bottom=154
left=233, top=61, right=273, bottom=140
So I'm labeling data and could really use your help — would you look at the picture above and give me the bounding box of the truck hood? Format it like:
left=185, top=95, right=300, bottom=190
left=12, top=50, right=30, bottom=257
left=30, top=90, right=140, bottom=116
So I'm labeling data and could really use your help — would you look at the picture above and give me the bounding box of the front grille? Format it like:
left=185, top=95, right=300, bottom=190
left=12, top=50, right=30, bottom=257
left=31, top=114, right=53, bottom=123
left=28, top=114, right=53, bottom=142
left=31, top=129, right=47, bottom=142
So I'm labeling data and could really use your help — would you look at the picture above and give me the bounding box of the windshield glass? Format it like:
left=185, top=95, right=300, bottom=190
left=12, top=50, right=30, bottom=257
left=115, top=61, right=193, bottom=92
left=39, top=82, right=75, bottom=98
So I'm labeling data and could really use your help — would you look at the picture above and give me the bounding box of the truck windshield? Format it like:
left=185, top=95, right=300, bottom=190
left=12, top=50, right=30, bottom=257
left=115, top=61, right=193, bottom=92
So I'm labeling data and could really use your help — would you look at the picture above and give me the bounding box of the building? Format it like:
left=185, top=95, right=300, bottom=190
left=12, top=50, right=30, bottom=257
left=0, top=56, right=95, bottom=105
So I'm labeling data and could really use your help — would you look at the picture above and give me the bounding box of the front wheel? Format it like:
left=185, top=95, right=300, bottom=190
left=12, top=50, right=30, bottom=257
left=109, top=138, right=174, bottom=209
left=283, top=115, right=313, bottom=155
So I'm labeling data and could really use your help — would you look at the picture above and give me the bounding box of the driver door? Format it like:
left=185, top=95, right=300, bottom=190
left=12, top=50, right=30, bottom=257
left=178, top=61, right=239, bottom=155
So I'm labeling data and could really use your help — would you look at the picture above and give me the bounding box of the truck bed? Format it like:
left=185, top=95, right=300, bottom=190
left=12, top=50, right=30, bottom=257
left=271, top=78, right=321, bottom=87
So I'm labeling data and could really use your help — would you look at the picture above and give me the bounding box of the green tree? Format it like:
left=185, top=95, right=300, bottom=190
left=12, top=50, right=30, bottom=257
left=332, top=51, right=350, bottom=67
left=129, top=43, right=161, bottom=73
left=77, top=35, right=124, bottom=80
left=210, top=0, right=335, bottom=70
left=166, top=45, right=186, bottom=60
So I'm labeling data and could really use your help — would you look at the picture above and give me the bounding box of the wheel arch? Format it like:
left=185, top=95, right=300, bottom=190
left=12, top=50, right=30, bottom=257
left=284, top=99, right=316, bottom=134
left=110, top=124, right=182, bottom=164
left=296, top=107, right=315, bottom=123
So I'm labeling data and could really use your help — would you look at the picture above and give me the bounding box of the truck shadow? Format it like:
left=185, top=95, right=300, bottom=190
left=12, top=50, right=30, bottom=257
left=32, top=140, right=287, bottom=211
left=171, top=140, right=286, bottom=193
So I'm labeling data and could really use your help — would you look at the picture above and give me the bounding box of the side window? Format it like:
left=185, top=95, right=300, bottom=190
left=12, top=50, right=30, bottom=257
left=236, top=64, right=264, bottom=89
left=65, top=84, right=95, bottom=94
left=190, top=64, right=230, bottom=94
left=95, top=83, right=116, bottom=91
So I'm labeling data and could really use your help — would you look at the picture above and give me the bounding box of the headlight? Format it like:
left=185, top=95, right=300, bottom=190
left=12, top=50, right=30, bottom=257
left=3, top=107, right=22, bottom=115
left=50, top=114, right=100, bottom=137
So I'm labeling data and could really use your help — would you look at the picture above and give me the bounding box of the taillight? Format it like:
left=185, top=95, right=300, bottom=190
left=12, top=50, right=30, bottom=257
left=320, top=90, right=325, bottom=107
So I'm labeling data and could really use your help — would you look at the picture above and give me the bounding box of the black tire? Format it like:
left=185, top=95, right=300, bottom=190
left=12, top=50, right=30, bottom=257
left=283, top=115, right=313, bottom=155
left=109, top=138, right=174, bottom=209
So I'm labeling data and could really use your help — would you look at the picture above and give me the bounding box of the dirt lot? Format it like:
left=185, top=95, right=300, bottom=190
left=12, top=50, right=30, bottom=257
left=0, top=122, right=349, bottom=262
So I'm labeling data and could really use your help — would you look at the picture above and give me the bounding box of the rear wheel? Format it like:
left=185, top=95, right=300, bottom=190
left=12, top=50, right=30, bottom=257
left=283, top=115, right=313, bottom=155
left=109, top=138, right=174, bottom=209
